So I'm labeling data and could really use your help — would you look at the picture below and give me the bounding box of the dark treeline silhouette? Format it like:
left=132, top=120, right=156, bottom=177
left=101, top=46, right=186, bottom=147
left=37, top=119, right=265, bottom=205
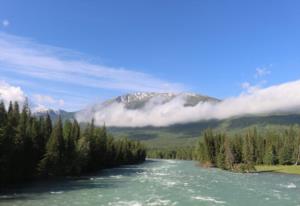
left=195, top=128, right=300, bottom=172
left=0, top=101, right=146, bottom=186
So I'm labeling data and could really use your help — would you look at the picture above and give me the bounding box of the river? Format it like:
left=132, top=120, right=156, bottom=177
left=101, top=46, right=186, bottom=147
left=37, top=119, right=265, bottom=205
left=1, top=159, right=300, bottom=206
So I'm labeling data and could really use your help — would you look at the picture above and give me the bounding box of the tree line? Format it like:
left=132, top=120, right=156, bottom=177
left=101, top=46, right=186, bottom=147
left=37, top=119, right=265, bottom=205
left=0, top=101, right=146, bottom=186
left=195, top=128, right=300, bottom=172
left=147, top=147, right=194, bottom=160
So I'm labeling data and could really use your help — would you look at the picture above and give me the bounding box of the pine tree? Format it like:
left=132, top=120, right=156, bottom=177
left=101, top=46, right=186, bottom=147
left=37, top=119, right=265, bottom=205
left=232, top=135, right=243, bottom=164
left=242, top=133, right=251, bottom=164
left=76, top=135, right=90, bottom=173
left=263, top=145, right=277, bottom=165
left=293, top=131, right=300, bottom=165
left=0, top=101, right=7, bottom=127
left=216, top=144, right=226, bottom=169
left=224, top=138, right=235, bottom=169
left=44, top=113, right=52, bottom=141
left=279, top=139, right=293, bottom=165
left=71, top=119, right=80, bottom=141
left=0, top=103, right=10, bottom=184
left=203, top=129, right=216, bottom=164
left=39, top=116, right=65, bottom=176
left=63, top=120, right=77, bottom=174
left=0, top=101, right=146, bottom=185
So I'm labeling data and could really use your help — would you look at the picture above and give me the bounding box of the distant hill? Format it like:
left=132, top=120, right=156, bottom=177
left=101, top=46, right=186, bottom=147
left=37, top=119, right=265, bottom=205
left=108, top=114, right=300, bottom=149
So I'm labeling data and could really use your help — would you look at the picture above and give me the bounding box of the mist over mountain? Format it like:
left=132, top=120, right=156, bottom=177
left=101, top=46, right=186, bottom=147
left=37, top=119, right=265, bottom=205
left=5, top=79, right=300, bottom=128
left=5, top=81, right=300, bottom=148
left=75, top=80, right=300, bottom=127
left=75, top=92, right=221, bottom=127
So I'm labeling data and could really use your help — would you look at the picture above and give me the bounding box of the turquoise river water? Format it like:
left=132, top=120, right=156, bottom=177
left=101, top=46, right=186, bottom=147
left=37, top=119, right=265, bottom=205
left=1, top=159, right=300, bottom=206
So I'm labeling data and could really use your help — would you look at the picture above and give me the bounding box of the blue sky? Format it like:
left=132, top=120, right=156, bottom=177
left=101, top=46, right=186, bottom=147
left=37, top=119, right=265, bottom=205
left=0, top=0, right=300, bottom=111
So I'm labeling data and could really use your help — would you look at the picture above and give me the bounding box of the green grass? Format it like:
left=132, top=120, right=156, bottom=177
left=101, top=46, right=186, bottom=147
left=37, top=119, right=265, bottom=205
left=255, top=165, right=300, bottom=175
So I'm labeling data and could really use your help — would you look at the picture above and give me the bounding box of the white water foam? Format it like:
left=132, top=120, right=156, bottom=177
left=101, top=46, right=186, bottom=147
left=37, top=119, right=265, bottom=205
left=165, top=181, right=177, bottom=187
left=108, top=200, right=142, bottom=206
left=110, top=175, right=123, bottom=179
left=192, top=195, right=226, bottom=204
left=145, top=195, right=177, bottom=206
left=146, top=198, right=172, bottom=206
left=50, top=191, right=64, bottom=194
left=165, top=160, right=177, bottom=164
left=287, top=183, right=297, bottom=188
left=280, top=183, right=297, bottom=189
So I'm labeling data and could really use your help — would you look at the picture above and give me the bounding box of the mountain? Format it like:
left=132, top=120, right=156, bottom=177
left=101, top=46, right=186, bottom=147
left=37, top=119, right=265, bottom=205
left=33, top=92, right=300, bottom=149
left=111, top=92, right=220, bottom=109
left=75, top=92, right=221, bottom=127
left=33, top=92, right=220, bottom=123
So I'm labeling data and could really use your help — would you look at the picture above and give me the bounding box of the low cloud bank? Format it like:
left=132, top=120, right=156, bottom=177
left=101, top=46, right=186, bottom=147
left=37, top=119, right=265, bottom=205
left=76, top=80, right=300, bottom=127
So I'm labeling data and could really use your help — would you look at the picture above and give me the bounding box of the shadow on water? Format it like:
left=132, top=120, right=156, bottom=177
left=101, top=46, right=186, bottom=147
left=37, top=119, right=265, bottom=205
left=0, top=160, right=157, bottom=202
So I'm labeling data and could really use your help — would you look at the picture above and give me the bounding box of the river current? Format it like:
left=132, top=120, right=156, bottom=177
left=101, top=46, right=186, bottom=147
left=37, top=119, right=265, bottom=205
left=1, top=159, right=300, bottom=206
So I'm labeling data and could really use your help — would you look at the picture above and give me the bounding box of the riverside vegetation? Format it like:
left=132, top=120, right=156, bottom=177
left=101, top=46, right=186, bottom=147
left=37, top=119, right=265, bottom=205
left=0, top=101, right=146, bottom=186
left=148, top=128, right=300, bottom=174
left=196, top=128, right=300, bottom=173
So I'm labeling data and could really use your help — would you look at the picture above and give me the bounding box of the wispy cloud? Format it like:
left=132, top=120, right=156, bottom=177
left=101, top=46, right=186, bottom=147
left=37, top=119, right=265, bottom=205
left=241, top=66, right=271, bottom=93
left=255, top=67, right=271, bottom=78
left=32, top=94, right=65, bottom=111
left=0, top=32, right=184, bottom=92
left=2, top=20, right=10, bottom=27
left=241, top=80, right=267, bottom=94
left=241, top=81, right=260, bottom=93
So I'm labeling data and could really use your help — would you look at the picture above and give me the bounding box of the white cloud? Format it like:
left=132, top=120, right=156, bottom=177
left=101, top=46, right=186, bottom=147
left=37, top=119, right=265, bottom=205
left=76, top=79, right=300, bottom=127
left=241, top=80, right=266, bottom=94
left=0, top=32, right=184, bottom=92
left=32, top=94, right=65, bottom=112
left=0, top=81, right=26, bottom=107
left=2, top=20, right=10, bottom=27
left=241, top=81, right=259, bottom=93
left=0, top=80, right=66, bottom=111
left=242, top=67, right=270, bottom=93
left=255, top=67, right=271, bottom=78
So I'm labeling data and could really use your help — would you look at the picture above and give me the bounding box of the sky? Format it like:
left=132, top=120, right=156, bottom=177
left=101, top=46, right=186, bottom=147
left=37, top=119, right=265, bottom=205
left=0, top=0, right=300, bottom=111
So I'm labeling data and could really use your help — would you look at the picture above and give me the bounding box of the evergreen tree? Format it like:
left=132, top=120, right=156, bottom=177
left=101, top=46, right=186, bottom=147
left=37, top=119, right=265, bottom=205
left=224, top=138, right=235, bottom=169
left=39, top=116, right=65, bottom=176
left=0, top=101, right=146, bottom=185
left=232, top=135, right=243, bottom=164
left=242, top=131, right=255, bottom=165
left=216, top=144, right=226, bottom=169
left=76, top=135, right=90, bottom=173
left=64, top=120, right=78, bottom=174
left=279, top=139, right=293, bottom=165
left=263, top=145, right=277, bottom=165
left=71, top=119, right=80, bottom=141
left=44, top=113, right=52, bottom=141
